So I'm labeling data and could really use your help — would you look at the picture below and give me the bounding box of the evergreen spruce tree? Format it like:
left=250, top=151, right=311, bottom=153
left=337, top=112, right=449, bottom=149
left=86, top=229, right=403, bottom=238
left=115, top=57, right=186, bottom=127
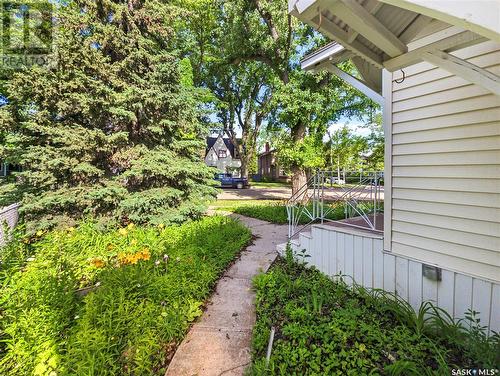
left=0, top=0, right=216, bottom=230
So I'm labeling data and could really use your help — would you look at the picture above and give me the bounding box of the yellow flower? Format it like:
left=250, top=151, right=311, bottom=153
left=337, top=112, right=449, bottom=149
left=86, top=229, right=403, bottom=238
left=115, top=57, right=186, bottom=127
left=107, top=244, right=114, bottom=251
left=140, top=248, right=151, bottom=261
left=117, top=248, right=150, bottom=266
left=118, top=228, right=128, bottom=236
left=117, top=252, right=127, bottom=265
left=127, top=223, right=135, bottom=229
left=90, top=258, right=106, bottom=268
left=130, top=239, right=138, bottom=245
left=67, top=227, right=75, bottom=232
left=158, top=223, right=165, bottom=229
left=36, top=230, right=43, bottom=237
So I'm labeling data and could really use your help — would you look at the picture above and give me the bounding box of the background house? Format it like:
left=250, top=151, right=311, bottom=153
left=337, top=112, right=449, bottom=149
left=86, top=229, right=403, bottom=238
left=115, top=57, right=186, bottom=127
left=287, top=0, right=499, bottom=333
left=205, top=135, right=242, bottom=177
left=257, top=143, right=288, bottom=182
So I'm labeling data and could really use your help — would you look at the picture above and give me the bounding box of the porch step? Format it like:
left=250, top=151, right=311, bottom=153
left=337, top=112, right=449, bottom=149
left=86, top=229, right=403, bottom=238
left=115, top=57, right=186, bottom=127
left=276, top=238, right=300, bottom=256
left=276, top=243, right=287, bottom=255
left=299, top=231, right=312, bottom=239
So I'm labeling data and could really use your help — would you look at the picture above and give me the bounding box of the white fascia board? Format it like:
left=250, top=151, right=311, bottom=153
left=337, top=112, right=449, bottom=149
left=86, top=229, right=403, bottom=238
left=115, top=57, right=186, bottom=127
left=291, top=0, right=385, bottom=68
left=379, top=0, right=500, bottom=42
left=301, top=42, right=345, bottom=71
left=294, top=0, right=328, bottom=19
left=289, top=0, right=299, bottom=14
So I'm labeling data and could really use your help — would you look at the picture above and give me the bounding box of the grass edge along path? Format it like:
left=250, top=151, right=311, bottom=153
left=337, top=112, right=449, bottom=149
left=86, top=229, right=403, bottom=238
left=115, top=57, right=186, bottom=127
left=0, top=216, right=251, bottom=375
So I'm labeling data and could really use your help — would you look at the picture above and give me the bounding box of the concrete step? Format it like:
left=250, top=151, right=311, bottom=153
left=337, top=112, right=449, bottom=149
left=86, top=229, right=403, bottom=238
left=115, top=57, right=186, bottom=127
left=276, top=238, right=300, bottom=255
left=276, top=242, right=287, bottom=255
left=299, top=231, right=311, bottom=238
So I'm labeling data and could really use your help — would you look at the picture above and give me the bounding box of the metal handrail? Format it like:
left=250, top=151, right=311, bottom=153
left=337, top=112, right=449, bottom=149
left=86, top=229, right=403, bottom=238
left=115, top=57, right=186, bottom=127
left=286, top=170, right=384, bottom=238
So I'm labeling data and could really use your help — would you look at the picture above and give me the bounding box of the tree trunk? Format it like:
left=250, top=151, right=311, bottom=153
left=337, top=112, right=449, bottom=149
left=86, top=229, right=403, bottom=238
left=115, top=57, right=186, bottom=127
left=291, top=165, right=307, bottom=195
left=240, top=155, right=249, bottom=179
left=337, top=156, right=341, bottom=181
left=291, top=122, right=307, bottom=196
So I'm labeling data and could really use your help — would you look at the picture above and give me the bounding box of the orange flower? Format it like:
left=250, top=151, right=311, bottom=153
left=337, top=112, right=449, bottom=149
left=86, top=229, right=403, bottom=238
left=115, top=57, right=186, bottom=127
left=117, top=252, right=129, bottom=265
left=90, top=258, right=106, bottom=268
left=117, top=249, right=150, bottom=266
left=139, top=248, right=150, bottom=261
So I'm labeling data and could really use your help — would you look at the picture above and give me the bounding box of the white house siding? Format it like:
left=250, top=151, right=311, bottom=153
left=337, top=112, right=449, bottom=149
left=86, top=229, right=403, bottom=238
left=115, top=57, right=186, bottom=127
left=285, top=225, right=500, bottom=333
left=387, top=40, right=500, bottom=282
left=0, top=203, right=20, bottom=246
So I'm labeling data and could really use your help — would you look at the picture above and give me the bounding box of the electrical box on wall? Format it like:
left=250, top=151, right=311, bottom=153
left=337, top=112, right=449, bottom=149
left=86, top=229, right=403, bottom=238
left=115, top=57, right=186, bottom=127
left=422, top=264, right=442, bottom=281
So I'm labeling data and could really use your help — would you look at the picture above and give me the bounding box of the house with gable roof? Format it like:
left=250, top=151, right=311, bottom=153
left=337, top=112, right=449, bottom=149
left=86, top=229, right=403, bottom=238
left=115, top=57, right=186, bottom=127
left=205, top=135, right=242, bottom=177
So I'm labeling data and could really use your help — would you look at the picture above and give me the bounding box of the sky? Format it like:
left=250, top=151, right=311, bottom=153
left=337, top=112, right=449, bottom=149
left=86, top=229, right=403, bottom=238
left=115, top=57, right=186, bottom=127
left=328, top=115, right=373, bottom=137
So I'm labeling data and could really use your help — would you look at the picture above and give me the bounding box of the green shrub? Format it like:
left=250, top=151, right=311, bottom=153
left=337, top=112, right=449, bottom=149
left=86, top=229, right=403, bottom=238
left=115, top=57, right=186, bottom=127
left=0, top=216, right=251, bottom=375
left=249, top=249, right=500, bottom=375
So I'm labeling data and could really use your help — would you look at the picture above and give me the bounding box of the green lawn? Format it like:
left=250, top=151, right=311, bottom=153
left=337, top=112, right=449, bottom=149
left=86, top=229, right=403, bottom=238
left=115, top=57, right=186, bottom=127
left=212, top=199, right=374, bottom=225
left=0, top=217, right=251, bottom=375
left=249, top=250, right=499, bottom=375
left=250, top=181, right=291, bottom=188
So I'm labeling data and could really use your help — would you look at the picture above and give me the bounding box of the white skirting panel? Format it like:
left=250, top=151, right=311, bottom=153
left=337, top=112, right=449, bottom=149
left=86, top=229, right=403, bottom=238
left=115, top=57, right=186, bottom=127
left=287, top=224, right=500, bottom=334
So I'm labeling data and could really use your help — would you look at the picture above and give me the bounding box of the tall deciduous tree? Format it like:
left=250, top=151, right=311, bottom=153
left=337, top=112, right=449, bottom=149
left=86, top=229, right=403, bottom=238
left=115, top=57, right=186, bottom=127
left=326, top=126, right=368, bottom=179
left=0, top=0, right=216, bottom=230
left=177, top=0, right=273, bottom=179
left=220, top=0, right=374, bottom=193
left=210, top=63, right=271, bottom=178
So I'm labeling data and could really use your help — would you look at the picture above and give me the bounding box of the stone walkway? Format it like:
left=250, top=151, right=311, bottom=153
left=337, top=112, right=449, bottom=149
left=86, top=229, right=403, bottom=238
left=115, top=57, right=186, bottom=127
left=166, top=214, right=288, bottom=376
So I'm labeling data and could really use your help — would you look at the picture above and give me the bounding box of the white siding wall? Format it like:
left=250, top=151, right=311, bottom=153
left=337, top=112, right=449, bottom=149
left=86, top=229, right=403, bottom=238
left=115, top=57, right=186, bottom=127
left=0, top=203, right=20, bottom=246
left=286, top=225, right=500, bottom=333
left=387, top=40, right=500, bottom=282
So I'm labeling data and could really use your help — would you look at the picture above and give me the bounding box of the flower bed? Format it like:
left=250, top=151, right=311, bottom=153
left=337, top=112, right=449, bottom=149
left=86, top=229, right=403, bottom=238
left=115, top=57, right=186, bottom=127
left=250, top=249, right=499, bottom=375
left=0, top=216, right=251, bottom=375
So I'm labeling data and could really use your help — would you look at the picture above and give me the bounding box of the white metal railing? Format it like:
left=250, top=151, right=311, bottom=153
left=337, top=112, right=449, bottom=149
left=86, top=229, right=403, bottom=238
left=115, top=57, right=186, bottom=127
left=286, top=170, right=384, bottom=238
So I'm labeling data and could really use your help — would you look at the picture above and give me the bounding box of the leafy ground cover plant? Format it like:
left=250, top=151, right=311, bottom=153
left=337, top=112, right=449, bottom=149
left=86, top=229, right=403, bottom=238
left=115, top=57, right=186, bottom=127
left=0, top=216, right=251, bottom=375
left=213, top=200, right=374, bottom=225
left=249, top=248, right=500, bottom=375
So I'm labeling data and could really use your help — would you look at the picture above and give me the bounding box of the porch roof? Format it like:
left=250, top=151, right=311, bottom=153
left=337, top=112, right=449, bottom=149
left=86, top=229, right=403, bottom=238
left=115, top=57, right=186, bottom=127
left=291, top=0, right=500, bottom=98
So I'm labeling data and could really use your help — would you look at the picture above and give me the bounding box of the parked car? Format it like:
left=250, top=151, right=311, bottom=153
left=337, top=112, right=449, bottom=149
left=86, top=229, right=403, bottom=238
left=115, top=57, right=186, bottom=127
left=329, top=177, right=346, bottom=185
left=214, top=173, right=249, bottom=189
left=214, top=173, right=232, bottom=181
